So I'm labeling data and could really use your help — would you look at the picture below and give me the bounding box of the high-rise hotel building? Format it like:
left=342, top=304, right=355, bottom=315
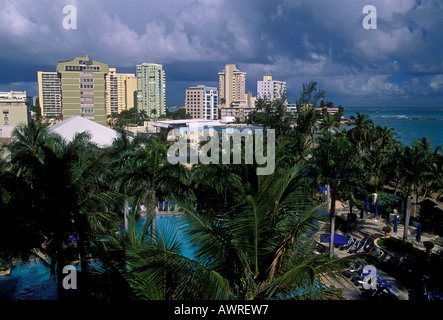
left=185, top=85, right=218, bottom=120
left=136, top=63, right=165, bottom=117
left=105, top=68, right=137, bottom=115
left=37, top=71, right=62, bottom=118
left=218, top=64, right=246, bottom=107
left=56, top=55, right=109, bottom=125
left=257, top=75, right=287, bottom=101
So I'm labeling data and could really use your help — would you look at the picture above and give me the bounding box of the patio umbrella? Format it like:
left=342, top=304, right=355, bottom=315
left=393, top=215, right=398, bottom=233
left=320, top=233, right=348, bottom=245
left=416, top=223, right=422, bottom=242
left=365, top=197, right=370, bottom=211
left=375, top=201, right=379, bottom=217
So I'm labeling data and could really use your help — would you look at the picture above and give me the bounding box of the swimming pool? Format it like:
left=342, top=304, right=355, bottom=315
left=0, top=214, right=192, bottom=300
left=0, top=260, right=58, bottom=300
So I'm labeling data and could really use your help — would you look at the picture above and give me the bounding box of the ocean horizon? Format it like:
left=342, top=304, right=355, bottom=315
left=343, top=106, right=443, bottom=148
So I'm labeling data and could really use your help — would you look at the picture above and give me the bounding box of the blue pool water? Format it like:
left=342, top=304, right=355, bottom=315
left=0, top=214, right=192, bottom=300
left=0, top=260, right=58, bottom=300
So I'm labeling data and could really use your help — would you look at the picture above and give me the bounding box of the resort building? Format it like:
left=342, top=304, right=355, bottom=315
left=0, top=91, right=30, bottom=126
left=136, top=63, right=166, bottom=118
left=218, top=64, right=246, bottom=108
left=56, top=55, right=109, bottom=126
left=257, top=75, right=287, bottom=101
left=185, top=85, right=219, bottom=120
left=37, top=71, right=62, bottom=118
left=220, top=92, right=256, bottom=122
left=105, top=68, right=137, bottom=115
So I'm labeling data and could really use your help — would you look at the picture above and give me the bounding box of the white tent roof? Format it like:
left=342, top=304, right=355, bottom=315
left=47, top=116, right=118, bottom=147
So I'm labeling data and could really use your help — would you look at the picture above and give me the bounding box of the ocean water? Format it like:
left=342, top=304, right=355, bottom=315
left=343, top=106, right=443, bottom=148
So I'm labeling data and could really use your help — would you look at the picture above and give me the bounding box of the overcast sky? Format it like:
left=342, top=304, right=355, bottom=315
left=1, top=0, right=442, bottom=107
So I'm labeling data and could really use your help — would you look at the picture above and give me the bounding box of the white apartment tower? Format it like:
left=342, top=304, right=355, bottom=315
left=136, top=63, right=165, bottom=117
left=185, top=85, right=219, bottom=120
left=257, top=75, right=287, bottom=101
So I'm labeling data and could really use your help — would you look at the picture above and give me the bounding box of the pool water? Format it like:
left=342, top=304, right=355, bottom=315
left=0, top=214, right=192, bottom=300
left=0, top=261, right=58, bottom=300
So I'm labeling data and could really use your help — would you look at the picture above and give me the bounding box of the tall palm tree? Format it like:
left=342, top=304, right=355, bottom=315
left=191, top=163, right=245, bottom=209
left=347, top=113, right=374, bottom=152
left=7, top=124, right=121, bottom=299
left=109, top=136, right=194, bottom=233
left=318, top=109, right=340, bottom=135
left=96, top=166, right=347, bottom=300
left=309, top=132, right=362, bottom=258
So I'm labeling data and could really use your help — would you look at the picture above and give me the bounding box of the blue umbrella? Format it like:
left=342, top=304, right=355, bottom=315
left=365, top=197, right=370, bottom=211
left=416, top=224, right=422, bottom=242
left=375, top=201, right=379, bottom=217
left=320, top=233, right=348, bottom=245
left=393, top=215, right=398, bottom=233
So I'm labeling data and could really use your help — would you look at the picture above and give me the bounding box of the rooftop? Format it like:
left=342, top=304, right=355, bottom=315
left=47, top=116, right=118, bottom=147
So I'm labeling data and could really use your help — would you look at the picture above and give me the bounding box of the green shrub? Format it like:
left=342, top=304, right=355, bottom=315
left=383, top=226, right=392, bottom=234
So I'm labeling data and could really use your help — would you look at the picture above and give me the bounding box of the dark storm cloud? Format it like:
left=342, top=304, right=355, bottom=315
left=0, top=0, right=442, bottom=106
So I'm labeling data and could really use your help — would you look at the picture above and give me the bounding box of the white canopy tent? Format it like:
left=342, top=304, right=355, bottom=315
left=47, top=116, right=118, bottom=148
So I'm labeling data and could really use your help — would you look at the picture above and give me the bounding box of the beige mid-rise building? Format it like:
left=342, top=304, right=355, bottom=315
left=105, top=68, right=137, bottom=115
left=56, top=55, right=109, bottom=126
left=185, top=85, right=218, bottom=120
left=0, top=91, right=30, bottom=126
left=218, top=64, right=246, bottom=108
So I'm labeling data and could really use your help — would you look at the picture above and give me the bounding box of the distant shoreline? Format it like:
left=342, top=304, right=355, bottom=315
left=411, top=118, right=441, bottom=121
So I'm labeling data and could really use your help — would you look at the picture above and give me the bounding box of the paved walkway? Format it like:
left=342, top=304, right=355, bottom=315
left=317, top=203, right=442, bottom=300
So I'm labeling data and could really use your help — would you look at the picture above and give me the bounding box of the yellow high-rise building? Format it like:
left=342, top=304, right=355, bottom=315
left=218, top=64, right=246, bottom=107
left=105, top=68, right=137, bottom=115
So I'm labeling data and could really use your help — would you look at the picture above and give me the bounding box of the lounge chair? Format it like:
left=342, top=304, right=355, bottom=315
left=349, top=237, right=370, bottom=253
left=339, top=237, right=356, bottom=250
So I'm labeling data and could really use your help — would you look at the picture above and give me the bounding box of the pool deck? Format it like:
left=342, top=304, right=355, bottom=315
left=316, top=202, right=442, bottom=300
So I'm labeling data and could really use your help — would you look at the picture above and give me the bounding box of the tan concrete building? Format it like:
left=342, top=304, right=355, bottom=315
left=37, top=71, right=62, bottom=118
left=185, top=85, right=219, bottom=120
left=56, top=55, right=109, bottom=126
left=0, top=91, right=30, bottom=126
left=218, top=64, right=246, bottom=108
left=105, top=68, right=137, bottom=115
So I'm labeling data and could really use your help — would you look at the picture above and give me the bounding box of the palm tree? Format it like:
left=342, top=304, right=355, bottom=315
left=96, top=166, right=347, bottom=300
left=191, top=163, right=245, bottom=209
left=109, top=135, right=194, bottom=233
left=318, top=109, right=340, bottom=135
left=309, top=132, right=362, bottom=258
left=7, top=124, right=121, bottom=299
left=347, top=113, right=374, bottom=152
